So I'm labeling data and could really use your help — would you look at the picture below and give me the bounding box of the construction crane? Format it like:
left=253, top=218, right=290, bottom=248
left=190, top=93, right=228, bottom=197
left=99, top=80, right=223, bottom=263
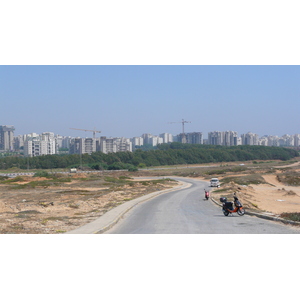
left=70, top=128, right=102, bottom=139
left=168, top=119, right=191, bottom=143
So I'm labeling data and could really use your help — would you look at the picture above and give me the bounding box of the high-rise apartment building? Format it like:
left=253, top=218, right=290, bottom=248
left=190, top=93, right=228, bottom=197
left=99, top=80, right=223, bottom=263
left=69, top=138, right=97, bottom=155
left=149, top=136, right=163, bottom=146
left=176, top=133, right=187, bottom=144
left=186, top=132, right=203, bottom=144
left=223, top=131, right=238, bottom=146
left=258, top=136, right=268, bottom=146
left=207, top=131, right=238, bottom=146
left=24, top=133, right=56, bottom=157
left=266, top=135, right=280, bottom=147
left=208, top=131, right=223, bottom=145
left=159, top=133, right=173, bottom=144
left=100, top=137, right=117, bottom=154
left=141, top=133, right=153, bottom=144
left=241, top=132, right=259, bottom=145
left=14, top=135, right=25, bottom=150
left=99, top=137, right=132, bottom=154
left=0, top=125, right=15, bottom=151
left=131, top=137, right=144, bottom=150
left=279, top=134, right=294, bottom=147
left=294, top=134, right=300, bottom=147
left=117, top=138, right=132, bottom=152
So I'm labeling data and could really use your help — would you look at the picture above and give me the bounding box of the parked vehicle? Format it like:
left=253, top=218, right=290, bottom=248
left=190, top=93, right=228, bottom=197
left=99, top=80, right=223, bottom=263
left=210, top=178, right=220, bottom=187
left=220, top=193, right=245, bottom=216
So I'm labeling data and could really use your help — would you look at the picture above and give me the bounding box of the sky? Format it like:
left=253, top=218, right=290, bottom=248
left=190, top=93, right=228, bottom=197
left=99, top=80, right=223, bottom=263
left=1, top=65, right=299, bottom=139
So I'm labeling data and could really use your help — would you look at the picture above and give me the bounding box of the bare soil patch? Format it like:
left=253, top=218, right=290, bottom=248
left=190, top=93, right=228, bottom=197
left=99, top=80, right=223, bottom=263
left=210, top=171, right=300, bottom=215
left=0, top=172, right=178, bottom=234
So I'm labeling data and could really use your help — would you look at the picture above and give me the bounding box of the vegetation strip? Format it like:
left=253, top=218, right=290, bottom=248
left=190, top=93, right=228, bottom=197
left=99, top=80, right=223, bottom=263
left=0, top=144, right=298, bottom=171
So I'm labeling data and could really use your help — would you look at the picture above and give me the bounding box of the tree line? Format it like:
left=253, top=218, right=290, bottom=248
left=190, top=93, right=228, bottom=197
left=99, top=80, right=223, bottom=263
left=0, top=143, right=298, bottom=171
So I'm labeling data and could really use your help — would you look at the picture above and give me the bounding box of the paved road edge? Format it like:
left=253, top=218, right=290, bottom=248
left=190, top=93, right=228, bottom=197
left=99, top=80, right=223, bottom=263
left=210, top=197, right=300, bottom=226
left=66, top=178, right=191, bottom=234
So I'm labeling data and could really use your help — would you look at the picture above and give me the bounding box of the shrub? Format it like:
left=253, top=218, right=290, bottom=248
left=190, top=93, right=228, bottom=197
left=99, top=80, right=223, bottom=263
left=34, top=171, right=51, bottom=178
left=280, top=213, right=300, bottom=222
left=221, top=174, right=266, bottom=185
left=0, top=175, right=9, bottom=181
left=277, top=172, right=300, bottom=186
left=3, top=176, right=25, bottom=183
left=138, top=163, right=147, bottom=168
left=128, top=165, right=138, bottom=172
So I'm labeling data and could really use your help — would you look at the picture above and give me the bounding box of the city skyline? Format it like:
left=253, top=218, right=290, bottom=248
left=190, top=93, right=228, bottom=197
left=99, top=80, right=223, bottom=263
left=1, top=66, right=300, bottom=140
left=3, top=126, right=298, bottom=158
left=2, top=124, right=298, bottom=158
left=12, top=127, right=300, bottom=141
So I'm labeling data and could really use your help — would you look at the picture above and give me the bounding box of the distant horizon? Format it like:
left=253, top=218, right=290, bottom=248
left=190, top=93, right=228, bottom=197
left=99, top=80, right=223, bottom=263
left=8, top=126, right=300, bottom=140
left=1, top=66, right=299, bottom=140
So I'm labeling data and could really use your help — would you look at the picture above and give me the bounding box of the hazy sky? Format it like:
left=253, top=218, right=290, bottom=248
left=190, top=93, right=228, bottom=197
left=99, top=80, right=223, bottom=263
left=1, top=65, right=299, bottom=139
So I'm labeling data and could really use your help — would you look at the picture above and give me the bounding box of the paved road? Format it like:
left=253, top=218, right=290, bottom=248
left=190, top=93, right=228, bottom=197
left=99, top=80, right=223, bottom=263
left=106, top=177, right=300, bottom=234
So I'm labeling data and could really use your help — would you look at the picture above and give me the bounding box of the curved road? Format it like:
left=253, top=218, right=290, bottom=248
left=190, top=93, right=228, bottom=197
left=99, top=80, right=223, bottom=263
left=106, top=177, right=300, bottom=234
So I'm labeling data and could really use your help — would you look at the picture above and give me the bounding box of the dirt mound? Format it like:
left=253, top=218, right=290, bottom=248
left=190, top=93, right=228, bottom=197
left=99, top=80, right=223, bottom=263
left=211, top=174, right=300, bottom=214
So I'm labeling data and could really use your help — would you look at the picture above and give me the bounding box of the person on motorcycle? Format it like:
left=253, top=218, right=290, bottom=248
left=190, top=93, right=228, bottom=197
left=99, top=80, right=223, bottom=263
left=204, top=189, right=210, bottom=200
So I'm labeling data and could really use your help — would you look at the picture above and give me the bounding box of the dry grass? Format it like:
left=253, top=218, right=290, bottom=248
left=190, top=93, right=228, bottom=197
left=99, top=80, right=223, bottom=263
left=0, top=171, right=178, bottom=234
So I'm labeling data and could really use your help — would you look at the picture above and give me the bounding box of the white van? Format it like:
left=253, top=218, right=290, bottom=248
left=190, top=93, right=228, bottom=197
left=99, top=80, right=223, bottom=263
left=210, top=178, right=220, bottom=187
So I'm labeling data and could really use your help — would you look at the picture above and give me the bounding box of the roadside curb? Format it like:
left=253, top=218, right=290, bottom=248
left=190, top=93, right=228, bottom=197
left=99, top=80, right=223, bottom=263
left=66, top=178, right=191, bottom=234
left=210, top=197, right=300, bottom=226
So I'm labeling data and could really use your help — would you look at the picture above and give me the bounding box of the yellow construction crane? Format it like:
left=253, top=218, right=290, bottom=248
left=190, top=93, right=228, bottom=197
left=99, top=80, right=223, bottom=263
left=70, top=128, right=102, bottom=139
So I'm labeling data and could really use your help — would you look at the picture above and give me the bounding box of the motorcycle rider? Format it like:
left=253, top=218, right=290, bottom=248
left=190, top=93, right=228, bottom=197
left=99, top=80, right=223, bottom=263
left=204, top=189, right=210, bottom=200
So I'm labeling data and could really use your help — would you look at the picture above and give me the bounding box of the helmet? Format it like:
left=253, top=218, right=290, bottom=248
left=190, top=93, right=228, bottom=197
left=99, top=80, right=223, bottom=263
left=220, top=197, right=227, bottom=203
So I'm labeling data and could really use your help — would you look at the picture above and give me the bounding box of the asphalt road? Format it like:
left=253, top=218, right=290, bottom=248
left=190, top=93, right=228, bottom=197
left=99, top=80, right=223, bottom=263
left=105, top=177, right=300, bottom=234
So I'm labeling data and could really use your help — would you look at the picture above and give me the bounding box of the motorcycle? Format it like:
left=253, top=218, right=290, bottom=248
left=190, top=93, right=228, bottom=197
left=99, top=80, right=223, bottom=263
left=220, top=194, right=245, bottom=216
left=204, top=189, right=210, bottom=200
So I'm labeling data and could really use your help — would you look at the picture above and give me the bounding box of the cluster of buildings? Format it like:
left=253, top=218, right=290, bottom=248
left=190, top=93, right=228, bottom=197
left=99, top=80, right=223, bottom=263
left=207, top=131, right=300, bottom=147
left=1, top=125, right=299, bottom=157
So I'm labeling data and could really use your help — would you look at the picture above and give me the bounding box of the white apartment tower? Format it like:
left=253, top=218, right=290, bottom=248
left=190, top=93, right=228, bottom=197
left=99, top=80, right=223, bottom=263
left=294, top=134, right=300, bottom=147
left=223, top=131, right=238, bottom=146
left=0, top=125, right=15, bottom=151
left=266, top=136, right=280, bottom=147
left=116, top=138, right=132, bottom=152
left=150, top=136, right=163, bottom=146
left=186, top=132, right=203, bottom=144
left=69, top=138, right=97, bottom=155
left=100, top=137, right=132, bottom=154
left=141, top=133, right=153, bottom=144
left=241, top=132, right=259, bottom=145
left=159, top=133, right=173, bottom=144
left=208, top=131, right=223, bottom=145
left=131, top=137, right=144, bottom=150
left=279, top=134, right=294, bottom=147
left=24, top=133, right=56, bottom=157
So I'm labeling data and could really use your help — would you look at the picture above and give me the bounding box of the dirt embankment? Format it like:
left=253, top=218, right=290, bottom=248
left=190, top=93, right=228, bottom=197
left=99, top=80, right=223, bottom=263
left=210, top=173, right=300, bottom=215
left=0, top=173, right=179, bottom=234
